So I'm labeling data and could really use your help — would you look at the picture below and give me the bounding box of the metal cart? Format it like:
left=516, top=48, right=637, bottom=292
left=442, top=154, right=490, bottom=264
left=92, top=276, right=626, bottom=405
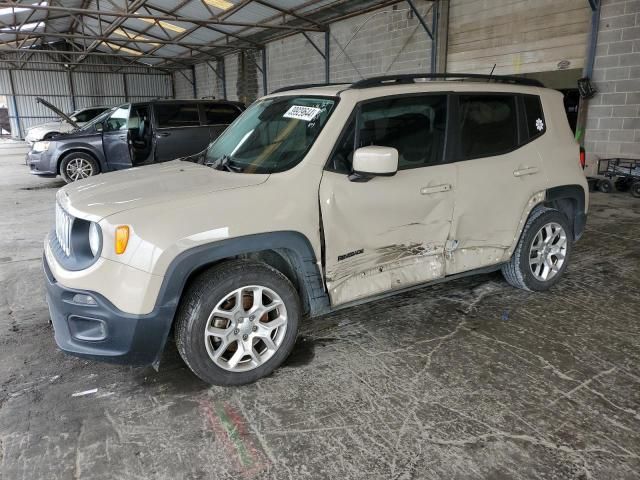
left=590, top=158, right=640, bottom=198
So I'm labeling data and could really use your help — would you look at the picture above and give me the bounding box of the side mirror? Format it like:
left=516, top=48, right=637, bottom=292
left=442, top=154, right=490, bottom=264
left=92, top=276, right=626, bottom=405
left=94, top=122, right=104, bottom=132
left=350, top=146, right=398, bottom=182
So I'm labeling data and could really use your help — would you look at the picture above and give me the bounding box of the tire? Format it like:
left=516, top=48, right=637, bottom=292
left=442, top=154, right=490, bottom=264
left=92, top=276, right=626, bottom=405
left=631, top=181, right=640, bottom=199
left=60, top=152, right=99, bottom=183
left=598, top=179, right=613, bottom=193
left=43, top=132, right=60, bottom=140
left=615, top=178, right=631, bottom=192
left=502, top=207, right=573, bottom=292
left=174, top=260, right=301, bottom=386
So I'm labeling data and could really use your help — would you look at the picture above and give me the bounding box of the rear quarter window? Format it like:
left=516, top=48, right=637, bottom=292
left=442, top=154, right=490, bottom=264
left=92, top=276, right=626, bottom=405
left=201, top=104, right=241, bottom=125
left=522, top=94, right=546, bottom=141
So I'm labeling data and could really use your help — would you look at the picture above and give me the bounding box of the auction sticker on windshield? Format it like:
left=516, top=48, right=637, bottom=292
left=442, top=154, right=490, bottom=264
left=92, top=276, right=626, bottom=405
left=284, top=105, right=322, bottom=122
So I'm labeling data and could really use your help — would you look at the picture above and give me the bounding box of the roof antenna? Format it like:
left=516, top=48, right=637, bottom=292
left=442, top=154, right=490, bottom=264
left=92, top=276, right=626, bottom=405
left=488, top=64, right=497, bottom=81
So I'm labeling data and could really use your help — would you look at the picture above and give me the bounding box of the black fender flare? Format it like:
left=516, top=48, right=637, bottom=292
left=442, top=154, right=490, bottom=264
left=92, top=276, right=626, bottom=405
left=151, top=231, right=330, bottom=362
left=545, top=185, right=587, bottom=240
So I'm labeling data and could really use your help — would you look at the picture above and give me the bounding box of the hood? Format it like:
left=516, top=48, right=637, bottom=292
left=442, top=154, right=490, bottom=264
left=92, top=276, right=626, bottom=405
left=58, top=160, right=270, bottom=221
left=27, top=121, right=73, bottom=133
left=36, top=97, right=79, bottom=128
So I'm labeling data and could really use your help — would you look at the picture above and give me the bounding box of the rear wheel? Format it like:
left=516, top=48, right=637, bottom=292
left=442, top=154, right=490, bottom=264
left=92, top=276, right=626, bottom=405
left=631, top=181, right=640, bottom=198
left=174, top=260, right=301, bottom=386
left=598, top=179, right=613, bottom=193
left=60, top=152, right=99, bottom=183
left=502, top=208, right=572, bottom=291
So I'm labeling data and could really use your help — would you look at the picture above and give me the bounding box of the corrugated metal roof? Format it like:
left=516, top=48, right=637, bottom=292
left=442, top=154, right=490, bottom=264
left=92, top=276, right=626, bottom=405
left=0, top=0, right=401, bottom=71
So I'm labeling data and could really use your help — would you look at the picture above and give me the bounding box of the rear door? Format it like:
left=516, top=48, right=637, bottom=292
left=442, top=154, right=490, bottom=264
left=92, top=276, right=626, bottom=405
left=446, top=93, right=547, bottom=274
left=153, top=102, right=210, bottom=162
left=102, top=104, right=132, bottom=171
left=320, top=94, right=456, bottom=306
left=200, top=102, right=243, bottom=142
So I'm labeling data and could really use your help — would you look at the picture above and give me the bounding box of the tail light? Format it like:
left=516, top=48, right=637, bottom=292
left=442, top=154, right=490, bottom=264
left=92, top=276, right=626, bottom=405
left=579, top=147, right=586, bottom=169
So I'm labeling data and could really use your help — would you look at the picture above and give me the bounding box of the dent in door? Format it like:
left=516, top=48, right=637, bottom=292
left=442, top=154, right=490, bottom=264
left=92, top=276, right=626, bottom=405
left=325, top=225, right=448, bottom=306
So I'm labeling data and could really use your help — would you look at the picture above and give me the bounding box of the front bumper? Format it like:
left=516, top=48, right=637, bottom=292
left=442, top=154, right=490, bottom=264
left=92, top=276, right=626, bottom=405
left=27, top=149, right=57, bottom=176
left=43, top=255, right=174, bottom=366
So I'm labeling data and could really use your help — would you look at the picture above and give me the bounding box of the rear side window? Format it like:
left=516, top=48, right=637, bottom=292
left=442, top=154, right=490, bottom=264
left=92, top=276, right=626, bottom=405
left=457, top=95, right=517, bottom=160
left=201, top=104, right=241, bottom=125
left=522, top=95, right=546, bottom=141
left=155, top=104, right=200, bottom=128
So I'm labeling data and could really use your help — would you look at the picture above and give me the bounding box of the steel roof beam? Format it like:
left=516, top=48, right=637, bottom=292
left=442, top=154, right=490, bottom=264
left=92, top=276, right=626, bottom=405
left=0, top=3, right=324, bottom=32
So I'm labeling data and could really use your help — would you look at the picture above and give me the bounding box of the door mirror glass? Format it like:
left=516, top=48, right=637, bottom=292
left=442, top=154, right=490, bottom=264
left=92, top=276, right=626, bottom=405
left=351, top=146, right=398, bottom=180
left=94, top=122, right=104, bottom=132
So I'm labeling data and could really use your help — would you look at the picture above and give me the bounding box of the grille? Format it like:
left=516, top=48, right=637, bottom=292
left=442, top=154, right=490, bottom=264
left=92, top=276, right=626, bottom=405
left=55, top=202, right=73, bottom=256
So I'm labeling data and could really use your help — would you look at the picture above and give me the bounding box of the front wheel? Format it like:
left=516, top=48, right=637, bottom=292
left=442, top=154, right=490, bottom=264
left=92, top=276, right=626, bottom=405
left=174, top=260, right=301, bottom=386
left=60, top=152, right=99, bottom=183
left=502, top=208, right=572, bottom=291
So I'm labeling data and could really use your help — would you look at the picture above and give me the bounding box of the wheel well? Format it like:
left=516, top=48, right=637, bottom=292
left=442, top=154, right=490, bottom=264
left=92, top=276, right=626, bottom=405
left=181, top=249, right=311, bottom=315
left=543, top=185, right=587, bottom=240
left=57, top=150, right=100, bottom=175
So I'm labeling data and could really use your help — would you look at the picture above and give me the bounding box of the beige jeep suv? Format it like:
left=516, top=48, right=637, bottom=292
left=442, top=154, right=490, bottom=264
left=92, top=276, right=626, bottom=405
left=44, top=74, right=588, bottom=385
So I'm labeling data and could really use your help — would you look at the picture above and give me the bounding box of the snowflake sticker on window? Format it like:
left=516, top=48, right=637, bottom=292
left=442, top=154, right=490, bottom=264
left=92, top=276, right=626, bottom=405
left=535, top=118, right=544, bottom=132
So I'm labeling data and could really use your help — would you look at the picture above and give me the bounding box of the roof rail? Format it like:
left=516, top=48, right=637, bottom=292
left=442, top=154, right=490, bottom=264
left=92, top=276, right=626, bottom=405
left=350, top=73, right=544, bottom=88
left=270, top=82, right=348, bottom=94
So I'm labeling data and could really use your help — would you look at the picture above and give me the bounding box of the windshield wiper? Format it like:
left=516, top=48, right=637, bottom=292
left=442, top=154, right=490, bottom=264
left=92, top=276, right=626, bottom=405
left=205, top=154, right=243, bottom=172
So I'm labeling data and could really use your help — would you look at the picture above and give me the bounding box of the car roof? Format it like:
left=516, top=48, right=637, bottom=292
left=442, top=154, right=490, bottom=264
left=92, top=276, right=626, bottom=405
left=266, top=73, right=550, bottom=99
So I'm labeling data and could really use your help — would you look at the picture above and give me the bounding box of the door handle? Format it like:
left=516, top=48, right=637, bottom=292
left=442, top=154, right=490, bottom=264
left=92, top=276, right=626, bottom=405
left=420, top=184, right=452, bottom=195
left=513, top=167, right=539, bottom=177
left=156, top=132, right=170, bottom=138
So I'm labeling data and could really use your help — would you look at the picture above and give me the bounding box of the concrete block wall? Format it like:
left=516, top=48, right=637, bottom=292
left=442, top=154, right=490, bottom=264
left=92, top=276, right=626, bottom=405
left=174, top=1, right=433, bottom=102
left=585, top=0, right=640, bottom=158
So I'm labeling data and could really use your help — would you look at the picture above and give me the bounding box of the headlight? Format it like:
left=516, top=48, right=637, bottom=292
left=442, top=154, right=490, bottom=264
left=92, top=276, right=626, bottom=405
left=32, top=141, right=50, bottom=153
left=88, top=222, right=101, bottom=256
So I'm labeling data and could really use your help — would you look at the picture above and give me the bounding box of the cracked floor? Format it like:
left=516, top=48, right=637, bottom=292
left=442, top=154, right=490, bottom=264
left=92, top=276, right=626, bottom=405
left=1, top=143, right=639, bottom=479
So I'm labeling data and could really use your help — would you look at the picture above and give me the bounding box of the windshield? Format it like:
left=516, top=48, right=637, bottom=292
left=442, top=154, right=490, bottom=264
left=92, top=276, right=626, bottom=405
left=78, top=106, right=118, bottom=132
left=202, top=96, right=337, bottom=174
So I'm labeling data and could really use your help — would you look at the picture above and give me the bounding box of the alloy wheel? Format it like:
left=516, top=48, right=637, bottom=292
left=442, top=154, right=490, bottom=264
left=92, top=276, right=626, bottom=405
left=529, top=222, right=567, bottom=281
left=65, top=157, right=94, bottom=181
left=204, top=285, right=288, bottom=372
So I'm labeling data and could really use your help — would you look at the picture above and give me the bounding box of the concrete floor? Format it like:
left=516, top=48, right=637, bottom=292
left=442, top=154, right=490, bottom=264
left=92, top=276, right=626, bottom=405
left=1, top=142, right=639, bottom=480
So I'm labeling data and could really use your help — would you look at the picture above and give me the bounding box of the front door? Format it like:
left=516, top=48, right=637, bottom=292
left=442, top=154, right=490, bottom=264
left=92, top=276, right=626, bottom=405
left=153, top=102, right=210, bottom=162
left=320, top=94, right=456, bottom=306
left=102, top=104, right=132, bottom=171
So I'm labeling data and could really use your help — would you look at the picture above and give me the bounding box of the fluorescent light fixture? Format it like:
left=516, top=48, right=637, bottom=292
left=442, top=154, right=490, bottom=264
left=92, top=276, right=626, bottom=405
left=104, top=41, right=143, bottom=56
left=204, top=0, right=234, bottom=10
left=113, top=28, right=159, bottom=46
left=136, top=16, right=186, bottom=33
left=0, top=1, right=47, bottom=17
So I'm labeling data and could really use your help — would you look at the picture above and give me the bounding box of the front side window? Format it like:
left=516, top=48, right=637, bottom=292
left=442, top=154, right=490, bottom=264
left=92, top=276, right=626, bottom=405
left=155, top=103, right=200, bottom=128
left=74, top=108, right=105, bottom=123
left=202, top=96, right=337, bottom=174
left=457, top=95, right=517, bottom=160
left=329, top=95, right=447, bottom=173
left=104, top=105, right=130, bottom=132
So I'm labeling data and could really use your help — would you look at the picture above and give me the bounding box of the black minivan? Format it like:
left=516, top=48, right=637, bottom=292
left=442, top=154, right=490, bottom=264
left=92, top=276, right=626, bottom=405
left=26, top=99, right=244, bottom=183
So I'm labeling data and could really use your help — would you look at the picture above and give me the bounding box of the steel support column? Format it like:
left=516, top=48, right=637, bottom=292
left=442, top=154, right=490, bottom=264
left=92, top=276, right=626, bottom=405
left=430, top=1, right=438, bottom=74
left=123, top=74, right=129, bottom=102
left=7, top=69, right=21, bottom=139
left=406, top=0, right=435, bottom=73
left=191, top=65, right=197, bottom=98
left=325, top=30, right=330, bottom=84
left=67, top=70, right=77, bottom=111
left=584, top=0, right=601, bottom=79
left=261, top=48, right=267, bottom=95
left=221, top=59, right=227, bottom=99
